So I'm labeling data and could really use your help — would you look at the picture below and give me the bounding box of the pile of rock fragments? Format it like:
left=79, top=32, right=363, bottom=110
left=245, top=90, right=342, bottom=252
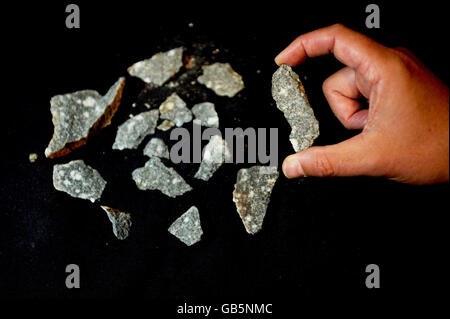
left=43, top=45, right=318, bottom=245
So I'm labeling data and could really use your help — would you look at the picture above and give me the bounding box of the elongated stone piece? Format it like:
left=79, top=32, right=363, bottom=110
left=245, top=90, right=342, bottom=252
left=159, top=93, right=192, bottom=127
left=132, top=157, right=192, bottom=198
left=157, top=119, right=175, bottom=131
left=233, top=166, right=279, bottom=234
left=53, top=160, right=106, bottom=203
left=143, top=137, right=170, bottom=159
left=194, top=135, right=230, bottom=181
left=197, top=63, right=244, bottom=97
left=191, top=102, right=219, bottom=128
left=112, top=109, right=159, bottom=150
left=45, top=77, right=125, bottom=158
left=272, top=64, right=319, bottom=152
left=168, top=206, right=203, bottom=246
left=127, top=47, right=183, bottom=86
left=101, top=206, right=132, bottom=240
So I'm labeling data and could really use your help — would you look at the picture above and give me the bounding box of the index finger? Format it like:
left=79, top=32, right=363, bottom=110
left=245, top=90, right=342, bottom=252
left=275, top=24, right=388, bottom=73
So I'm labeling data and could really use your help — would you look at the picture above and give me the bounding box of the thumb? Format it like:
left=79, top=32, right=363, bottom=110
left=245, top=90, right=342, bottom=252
left=282, top=133, right=383, bottom=178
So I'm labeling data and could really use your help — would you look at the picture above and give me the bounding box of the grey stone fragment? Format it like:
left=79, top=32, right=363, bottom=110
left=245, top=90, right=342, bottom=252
left=101, top=206, right=132, bottom=240
left=132, top=157, right=192, bottom=198
left=197, top=63, right=244, bottom=97
left=143, top=137, right=170, bottom=159
left=127, top=47, right=183, bottom=86
left=159, top=93, right=192, bottom=127
left=191, top=102, right=219, bottom=128
left=53, top=160, right=106, bottom=203
left=168, top=206, right=203, bottom=246
left=112, top=109, right=159, bottom=150
left=45, top=77, right=125, bottom=158
left=157, top=120, right=175, bottom=131
left=194, top=135, right=231, bottom=181
left=233, top=166, right=279, bottom=234
left=272, top=64, right=319, bottom=152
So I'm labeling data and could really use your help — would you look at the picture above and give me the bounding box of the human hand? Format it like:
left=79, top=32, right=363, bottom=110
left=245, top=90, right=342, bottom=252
left=276, top=24, right=449, bottom=185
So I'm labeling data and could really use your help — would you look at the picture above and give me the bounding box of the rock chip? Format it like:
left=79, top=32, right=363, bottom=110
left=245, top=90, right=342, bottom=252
left=157, top=120, right=175, bottom=131
left=53, top=160, right=106, bottom=203
left=45, top=77, right=125, bottom=158
left=168, top=206, right=203, bottom=246
left=194, top=135, right=231, bottom=181
left=197, top=63, right=244, bottom=97
left=101, top=206, right=132, bottom=240
left=132, top=157, right=192, bottom=198
left=127, top=47, right=183, bottom=86
left=191, top=102, right=219, bottom=128
left=143, top=137, right=170, bottom=159
left=272, top=64, right=319, bottom=152
left=159, top=93, right=192, bottom=127
left=112, top=109, right=159, bottom=150
left=29, top=153, right=38, bottom=163
left=233, top=166, right=279, bottom=234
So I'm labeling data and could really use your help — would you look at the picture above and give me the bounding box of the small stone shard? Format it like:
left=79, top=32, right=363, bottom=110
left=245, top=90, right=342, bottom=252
left=191, top=102, right=219, bottom=128
left=112, top=109, right=159, bottom=150
left=101, top=206, right=132, bottom=240
left=29, top=153, right=38, bottom=163
left=197, top=63, right=244, bottom=97
left=168, top=206, right=203, bottom=246
left=53, top=160, right=106, bottom=203
left=127, top=47, right=183, bottom=86
left=132, top=157, right=192, bottom=198
left=45, top=77, right=125, bottom=158
left=159, top=93, right=192, bottom=127
left=143, top=137, right=170, bottom=159
left=194, top=135, right=231, bottom=181
left=233, top=166, right=279, bottom=234
left=157, top=120, right=175, bottom=131
left=272, top=64, right=319, bottom=152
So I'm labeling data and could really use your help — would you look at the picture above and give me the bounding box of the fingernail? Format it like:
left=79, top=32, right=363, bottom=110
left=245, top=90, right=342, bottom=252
left=274, top=51, right=285, bottom=66
left=282, top=157, right=305, bottom=178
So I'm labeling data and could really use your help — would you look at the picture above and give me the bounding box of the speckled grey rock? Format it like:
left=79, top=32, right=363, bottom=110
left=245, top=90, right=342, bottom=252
left=191, top=102, right=219, bottom=128
left=127, top=47, right=183, bottom=86
left=159, top=93, right=192, bottom=127
left=197, top=63, right=244, bottom=97
left=53, top=160, right=106, bottom=203
left=168, top=206, right=203, bottom=246
left=272, top=64, right=319, bottom=152
left=45, top=77, right=125, bottom=158
left=143, top=137, right=170, bottom=159
left=101, top=206, right=132, bottom=240
left=194, top=135, right=231, bottom=181
left=112, top=109, right=159, bottom=150
left=157, top=120, right=175, bottom=131
left=233, top=166, right=279, bottom=234
left=132, top=157, right=192, bottom=198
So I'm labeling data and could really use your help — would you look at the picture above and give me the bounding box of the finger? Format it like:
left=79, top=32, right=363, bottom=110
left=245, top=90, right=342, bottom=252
left=282, top=133, right=383, bottom=178
left=275, top=24, right=387, bottom=78
left=322, top=66, right=368, bottom=129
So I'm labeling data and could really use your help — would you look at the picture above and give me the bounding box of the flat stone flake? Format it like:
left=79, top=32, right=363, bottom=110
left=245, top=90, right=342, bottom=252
left=112, top=109, right=159, bottom=150
left=159, top=93, right=192, bottom=127
left=194, top=135, right=231, bottom=181
left=191, top=102, right=219, bottom=128
left=53, top=160, right=107, bottom=203
left=132, top=157, right=192, bottom=198
left=143, top=137, right=170, bottom=159
left=45, top=77, right=125, bottom=158
left=233, top=166, right=279, bottom=235
left=272, top=64, right=319, bottom=152
left=127, top=47, right=183, bottom=86
left=157, top=119, right=175, bottom=131
left=197, top=63, right=244, bottom=97
left=101, top=206, right=132, bottom=240
left=168, top=206, right=203, bottom=246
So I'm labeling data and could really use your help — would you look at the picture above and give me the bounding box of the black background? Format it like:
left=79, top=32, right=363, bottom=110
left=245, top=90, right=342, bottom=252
left=1, top=0, right=448, bottom=313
